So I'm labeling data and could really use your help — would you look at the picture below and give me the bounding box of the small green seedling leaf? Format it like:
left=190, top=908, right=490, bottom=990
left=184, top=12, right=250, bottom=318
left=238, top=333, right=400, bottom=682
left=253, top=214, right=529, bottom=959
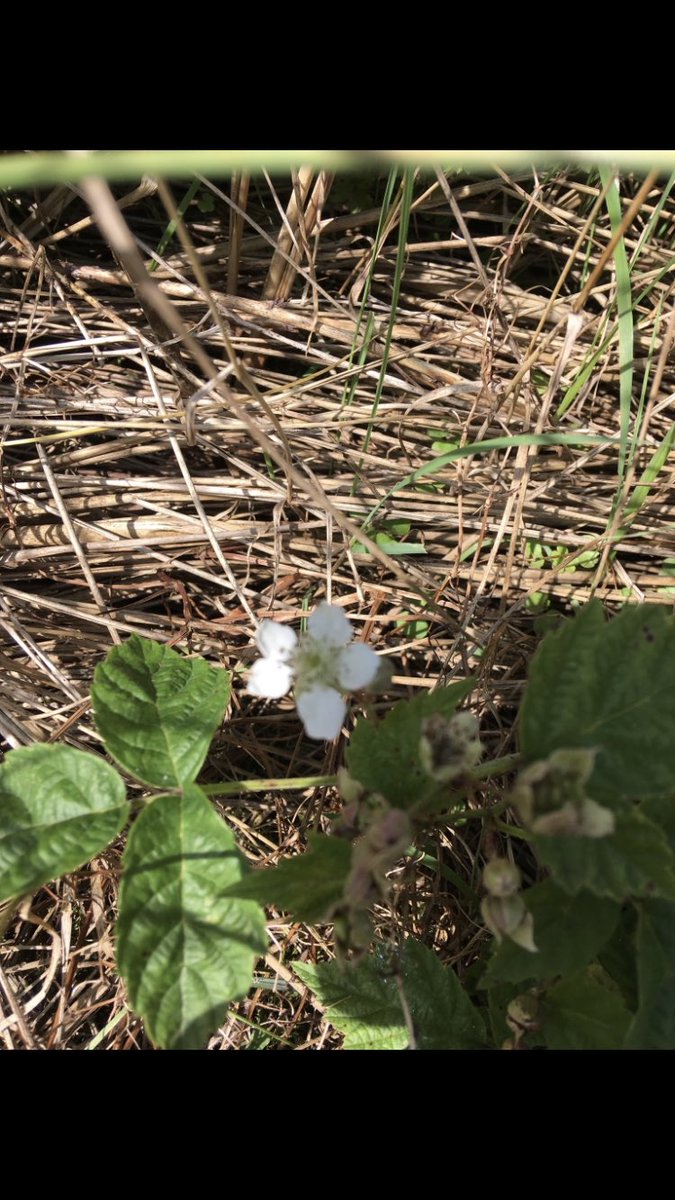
left=295, top=939, right=486, bottom=1050
left=483, top=882, right=621, bottom=985
left=382, top=520, right=411, bottom=538
left=525, top=540, right=552, bottom=569
left=658, top=557, right=675, bottom=593
left=92, top=635, right=231, bottom=789
left=374, top=534, right=426, bottom=556
left=459, top=537, right=493, bottom=563
left=352, top=520, right=423, bottom=557
left=521, top=601, right=675, bottom=801
left=563, top=549, right=600, bottom=572
left=526, top=592, right=551, bottom=614
left=540, top=966, right=632, bottom=1050
left=116, top=784, right=266, bottom=1050
left=347, top=680, right=474, bottom=809
left=396, top=616, right=430, bottom=639
left=223, top=833, right=353, bottom=923
left=0, top=745, right=128, bottom=902
left=414, top=481, right=444, bottom=494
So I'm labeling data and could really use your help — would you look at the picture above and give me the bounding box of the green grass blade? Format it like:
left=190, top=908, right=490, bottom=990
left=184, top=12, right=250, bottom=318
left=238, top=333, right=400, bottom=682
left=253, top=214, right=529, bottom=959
left=629, top=170, right=675, bottom=266
left=361, top=168, right=415, bottom=456
left=622, top=423, right=675, bottom=524
left=360, top=431, right=618, bottom=533
left=148, top=178, right=201, bottom=272
left=340, top=168, right=399, bottom=415
left=599, top=167, right=634, bottom=478
left=631, top=290, right=665, bottom=458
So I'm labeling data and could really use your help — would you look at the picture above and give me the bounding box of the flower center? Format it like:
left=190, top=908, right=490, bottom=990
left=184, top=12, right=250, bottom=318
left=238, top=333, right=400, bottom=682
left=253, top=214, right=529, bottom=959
left=292, top=640, right=342, bottom=695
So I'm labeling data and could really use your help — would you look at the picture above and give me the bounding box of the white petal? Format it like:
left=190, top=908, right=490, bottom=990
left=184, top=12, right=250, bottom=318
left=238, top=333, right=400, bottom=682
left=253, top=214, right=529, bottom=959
left=256, top=620, right=297, bottom=662
left=336, top=643, right=380, bottom=690
left=307, top=602, right=352, bottom=646
left=296, top=686, right=346, bottom=740
left=248, top=657, right=294, bottom=699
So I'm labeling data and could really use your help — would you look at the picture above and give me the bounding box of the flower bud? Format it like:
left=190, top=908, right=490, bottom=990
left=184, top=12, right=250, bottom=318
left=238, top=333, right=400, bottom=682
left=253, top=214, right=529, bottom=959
left=578, top=797, right=616, bottom=838
left=337, top=767, right=365, bottom=806
left=506, top=992, right=540, bottom=1033
left=419, top=711, right=483, bottom=783
left=481, top=896, right=538, bottom=953
left=512, top=746, right=613, bottom=839
left=483, top=857, right=522, bottom=898
left=480, top=893, right=527, bottom=941
left=508, top=911, right=537, bottom=953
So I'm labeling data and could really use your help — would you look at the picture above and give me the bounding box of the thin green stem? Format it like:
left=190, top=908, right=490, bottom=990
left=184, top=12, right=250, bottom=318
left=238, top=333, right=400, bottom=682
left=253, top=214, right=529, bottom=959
left=203, top=774, right=338, bottom=798
left=0, top=150, right=360, bottom=190
left=472, top=753, right=521, bottom=781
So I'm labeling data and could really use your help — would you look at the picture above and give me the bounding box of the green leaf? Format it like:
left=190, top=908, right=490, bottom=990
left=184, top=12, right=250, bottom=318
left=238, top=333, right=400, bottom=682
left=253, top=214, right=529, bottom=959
left=414, top=481, right=443, bottom=494
left=532, top=805, right=675, bottom=902
left=547, top=544, right=569, bottom=568
left=483, top=882, right=620, bottom=984
left=381, top=520, right=411, bottom=537
left=295, top=939, right=486, bottom=1050
left=526, top=592, right=551, bottom=614
left=373, top=535, right=426, bottom=556
left=0, top=745, right=128, bottom=902
left=525, top=540, right=550, bottom=569
left=564, top=549, right=600, bottom=571
left=459, top=537, right=493, bottom=563
left=641, top=793, right=675, bottom=852
left=520, top=601, right=675, bottom=801
left=540, top=966, right=632, bottom=1049
left=116, top=784, right=266, bottom=1050
left=597, top=904, right=638, bottom=1011
left=92, top=635, right=231, bottom=789
left=396, top=617, right=430, bottom=639
left=347, top=680, right=474, bottom=809
left=625, top=899, right=675, bottom=1048
left=533, top=610, right=566, bottom=637
left=222, top=833, right=353, bottom=923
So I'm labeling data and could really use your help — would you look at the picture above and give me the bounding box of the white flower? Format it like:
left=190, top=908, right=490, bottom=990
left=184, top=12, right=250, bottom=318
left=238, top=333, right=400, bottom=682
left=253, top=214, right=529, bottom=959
left=247, top=602, right=380, bottom=740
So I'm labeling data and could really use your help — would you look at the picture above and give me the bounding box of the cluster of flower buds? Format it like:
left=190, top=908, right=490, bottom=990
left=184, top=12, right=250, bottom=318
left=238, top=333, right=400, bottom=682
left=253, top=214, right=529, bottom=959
left=480, top=857, right=537, bottom=953
left=511, top=747, right=615, bottom=839
left=419, top=711, right=484, bottom=784
left=332, top=769, right=411, bottom=961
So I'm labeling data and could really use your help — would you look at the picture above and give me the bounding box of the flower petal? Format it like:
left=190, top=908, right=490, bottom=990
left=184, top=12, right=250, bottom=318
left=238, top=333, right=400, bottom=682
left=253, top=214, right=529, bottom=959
left=296, top=686, right=346, bottom=740
left=336, top=643, right=380, bottom=690
left=256, top=620, right=297, bottom=661
left=248, top=657, right=294, bottom=699
left=307, top=602, right=352, bottom=647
